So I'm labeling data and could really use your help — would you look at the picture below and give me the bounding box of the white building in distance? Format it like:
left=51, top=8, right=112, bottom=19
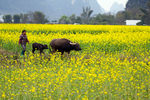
left=125, top=20, right=141, bottom=25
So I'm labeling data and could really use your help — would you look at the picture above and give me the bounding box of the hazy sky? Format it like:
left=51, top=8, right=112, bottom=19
left=97, top=0, right=128, bottom=11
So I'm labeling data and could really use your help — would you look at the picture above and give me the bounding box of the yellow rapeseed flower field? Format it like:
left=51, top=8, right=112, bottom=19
left=0, top=24, right=150, bottom=100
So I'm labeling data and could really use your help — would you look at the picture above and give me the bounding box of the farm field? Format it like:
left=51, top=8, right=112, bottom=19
left=0, top=24, right=150, bottom=100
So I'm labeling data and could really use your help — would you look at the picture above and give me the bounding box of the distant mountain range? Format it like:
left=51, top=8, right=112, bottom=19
left=125, top=0, right=149, bottom=19
left=0, top=0, right=104, bottom=19
left=126, top=0, right=148, bottom=10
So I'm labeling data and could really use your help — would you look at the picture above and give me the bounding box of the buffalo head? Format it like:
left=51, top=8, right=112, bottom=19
left=70, top=42, right=82, bottom=51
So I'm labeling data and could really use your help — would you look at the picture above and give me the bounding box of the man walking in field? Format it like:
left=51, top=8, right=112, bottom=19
left=19, top=30, right=29, bottom=56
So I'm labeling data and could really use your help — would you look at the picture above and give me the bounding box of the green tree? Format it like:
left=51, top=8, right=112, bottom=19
left=3, top=14, right=12, bottom=23
left=81, top=7, right=93, bottom=24
left=90, top=13, right=115, bottom=25
left=33, top=11, right=49, bottom=24
left=115, top=11, right=127, bottom=25
left=20, top=12, right=34, bottom=23
left=69, top=14, right=76, bottom=24
left=59, top=16, right=70, bottom=24
left=20, top=13, right=29, bottom=23
left=13, top=14, right=21, bottom=23
left=76, top=16, right=81, bottom=24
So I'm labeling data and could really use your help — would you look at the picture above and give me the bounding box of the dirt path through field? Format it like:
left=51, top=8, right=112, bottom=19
left=0, top=48, right=15, bottom=56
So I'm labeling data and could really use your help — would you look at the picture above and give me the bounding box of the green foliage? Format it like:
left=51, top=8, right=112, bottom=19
left=58, top=7, right=94, bottom=24
left=69, top=14, right=76, bottom=24
left=2, top=11, right=49, bottom=24
left=13, top=14, right=21, bottom=23
left=3, top=14, right=12, bottom=23
left=90, top=14, right=115, bottom=25
left=59, top=16, right=71, bottom=24
left=20, top=13, right=29, bottom=23
left=80, top=7, right=93, bottom=24
left=33, top=11, right=49, bottom=24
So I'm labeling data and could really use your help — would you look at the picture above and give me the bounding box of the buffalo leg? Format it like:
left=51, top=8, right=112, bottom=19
left=51, top=48, right=56, bottom=54
left=67, top=51, right=70, bottom=54
left=61, top=51, right=64, bottom=55
left=32, top=48, right=35, bottom=53
left=40, top=50, right=44, bottom=54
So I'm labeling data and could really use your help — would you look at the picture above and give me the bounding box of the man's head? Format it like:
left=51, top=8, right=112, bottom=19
left=22, top=30, right=26, bottom=35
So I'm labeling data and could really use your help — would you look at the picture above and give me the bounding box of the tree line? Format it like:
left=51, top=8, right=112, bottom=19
left=2, top=11, right=49, bottom=24
left=0, top=9, right=127, bottom=25
left=58, top=0, right=150, bottom=25
left=1, top=1, right=150, bottom=25
left=58, top=7, right=118, bottom=25
left=58, top=7, right=124, bottom=25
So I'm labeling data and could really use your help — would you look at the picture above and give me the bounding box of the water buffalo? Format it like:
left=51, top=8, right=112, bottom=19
left=49, top=38, right=81, bottom=55
left=32, top=43, right=48, bottom=54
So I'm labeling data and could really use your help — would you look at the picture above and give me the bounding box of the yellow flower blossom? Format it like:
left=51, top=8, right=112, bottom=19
left=2, top=92, right=6, bottom=98
left=0, top=24, right=150, bottom=99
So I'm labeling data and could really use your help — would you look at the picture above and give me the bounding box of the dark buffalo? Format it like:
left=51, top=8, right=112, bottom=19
left=49, top=38, right=81, bottom=55
left=32, top=43, right=48, bottom=54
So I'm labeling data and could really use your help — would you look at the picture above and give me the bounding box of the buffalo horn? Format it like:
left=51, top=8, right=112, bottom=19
left=70, top=42, right=76, bottom=45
